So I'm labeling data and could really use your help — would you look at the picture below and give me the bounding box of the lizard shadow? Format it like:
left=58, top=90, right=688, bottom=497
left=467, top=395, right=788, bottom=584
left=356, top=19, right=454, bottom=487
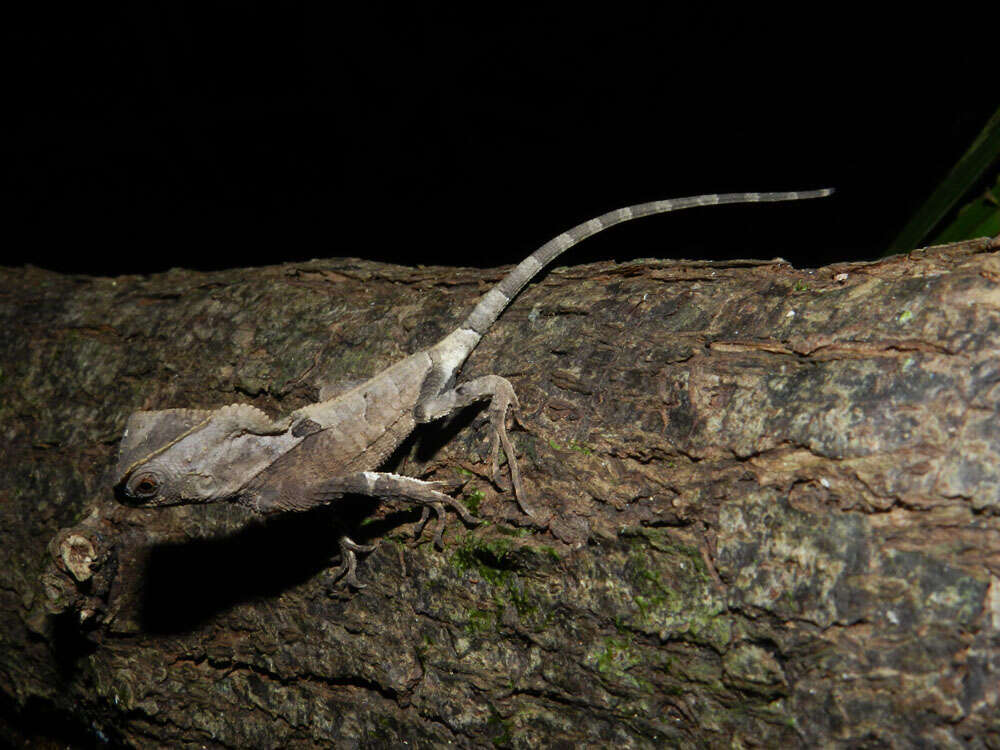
left=139, top=405, right=486, bottom=633
left=139, top=499, right=378, bottom=633
left=408, top=401, right=484, bottom=464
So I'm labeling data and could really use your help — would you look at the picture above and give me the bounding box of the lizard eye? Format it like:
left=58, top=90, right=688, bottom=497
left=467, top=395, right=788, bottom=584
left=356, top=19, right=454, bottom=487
left=130, top=473, right=159, bottom=498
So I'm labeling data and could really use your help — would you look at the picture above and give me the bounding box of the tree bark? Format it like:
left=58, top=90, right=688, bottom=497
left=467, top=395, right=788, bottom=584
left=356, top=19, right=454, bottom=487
left=3, top=238, right=1000, bottom=748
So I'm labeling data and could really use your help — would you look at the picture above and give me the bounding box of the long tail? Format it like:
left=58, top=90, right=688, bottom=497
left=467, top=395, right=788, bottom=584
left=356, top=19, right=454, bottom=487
left=428, top=189, right=833, bottom=376
left=456, top=189, right=832, bottom=338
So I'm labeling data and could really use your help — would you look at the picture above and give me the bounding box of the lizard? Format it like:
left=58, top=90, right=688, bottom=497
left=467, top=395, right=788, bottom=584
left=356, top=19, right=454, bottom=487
left=114, top=189, right=833, bottom=586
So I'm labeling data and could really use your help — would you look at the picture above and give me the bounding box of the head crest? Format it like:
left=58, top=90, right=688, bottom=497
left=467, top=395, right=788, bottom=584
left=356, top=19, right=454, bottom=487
left=115, top=409, right=211, bottom=483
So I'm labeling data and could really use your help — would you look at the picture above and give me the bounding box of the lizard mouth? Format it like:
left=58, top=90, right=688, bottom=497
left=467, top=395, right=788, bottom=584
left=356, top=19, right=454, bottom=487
left=116, top=490, right=185, bottom=508
left=115, top=486, right=160, bottom=507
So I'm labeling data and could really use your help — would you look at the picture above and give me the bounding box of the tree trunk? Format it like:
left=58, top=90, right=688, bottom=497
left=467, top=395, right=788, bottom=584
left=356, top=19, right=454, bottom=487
left=3, top=238, right=1000, bottom=748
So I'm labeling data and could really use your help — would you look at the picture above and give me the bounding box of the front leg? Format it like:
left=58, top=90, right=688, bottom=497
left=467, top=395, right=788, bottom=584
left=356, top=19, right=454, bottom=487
left=414, top=375, right=533, bottom=517
left=307, top=471, right=480, bottom=588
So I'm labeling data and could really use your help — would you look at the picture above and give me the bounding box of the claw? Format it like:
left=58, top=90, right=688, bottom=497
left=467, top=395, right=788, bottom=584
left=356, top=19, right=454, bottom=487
left=330, top=535, right=376, bottom=589
left=414, top=506, right=432, bottom=538
left=431, top=502, right=447, bottom=549
left=441, top=494, right=480, bottom=526
left=409, top=493, right=481, bottom=548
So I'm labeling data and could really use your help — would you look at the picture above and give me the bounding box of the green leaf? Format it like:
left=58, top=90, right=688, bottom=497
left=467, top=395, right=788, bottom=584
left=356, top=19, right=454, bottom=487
left=890, top=106, right=1000, bottom=251
left=930, top=172, right=1000, bottom=244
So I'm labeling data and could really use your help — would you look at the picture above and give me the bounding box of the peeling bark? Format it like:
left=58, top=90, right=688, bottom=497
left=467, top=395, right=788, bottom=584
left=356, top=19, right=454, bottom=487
left=3, top=238, right=1000, bottom=748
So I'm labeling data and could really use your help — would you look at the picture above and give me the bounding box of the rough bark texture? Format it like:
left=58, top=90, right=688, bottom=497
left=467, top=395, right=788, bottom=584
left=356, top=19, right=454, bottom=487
left=3, top=238, right=1000, bottom=748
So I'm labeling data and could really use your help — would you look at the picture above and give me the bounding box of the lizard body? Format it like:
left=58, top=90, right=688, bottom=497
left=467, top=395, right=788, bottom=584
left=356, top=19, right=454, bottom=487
left=115, top=189, right=832, bottom=585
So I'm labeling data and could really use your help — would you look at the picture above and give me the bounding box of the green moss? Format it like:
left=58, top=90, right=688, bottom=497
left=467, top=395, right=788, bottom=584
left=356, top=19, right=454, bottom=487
left=494, top=524, right=532, bottom=538
left=539, top=545, right=561, bottom=562
left=413, top=633, right=434, bottom=665
left=621, top=529, right=730, bottom=650
left=450, top=534, right=514, bottom=587
left=503, top=581, right=541, bottom=622
left=590, top=636, right=645, bottom=692
left=546, top=438, right=593, bottom=455
left=463, top=488, right=484, bottom=515
left=596, top=637, right=639, bottom=674
left=487, top=711, right=514, bottom=747
left=449, top=532, right=555, bottom=633
left=466, top=608, right=498, bottom=635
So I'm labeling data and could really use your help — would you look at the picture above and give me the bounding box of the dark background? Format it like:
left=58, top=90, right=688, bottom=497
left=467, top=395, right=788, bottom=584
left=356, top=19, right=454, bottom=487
left=3, top=5, right=994, bottom=275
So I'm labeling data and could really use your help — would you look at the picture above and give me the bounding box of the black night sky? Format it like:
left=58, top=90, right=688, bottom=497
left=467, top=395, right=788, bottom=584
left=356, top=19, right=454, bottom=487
left=4, top=6, right=993, bottom=275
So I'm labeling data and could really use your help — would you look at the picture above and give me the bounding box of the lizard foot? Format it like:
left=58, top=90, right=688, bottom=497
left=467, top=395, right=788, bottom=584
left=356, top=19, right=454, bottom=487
left=424, top=501, right=465, bottom=548
left=414, top=374, right=536, bottom=519
left=411, top=489, right=480, bottom=549
left=484, top=384, right=541, bottom=520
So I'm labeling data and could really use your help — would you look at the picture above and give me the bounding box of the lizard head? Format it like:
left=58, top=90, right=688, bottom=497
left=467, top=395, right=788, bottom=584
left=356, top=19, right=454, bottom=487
left=114, top=405, right=296, bottom=507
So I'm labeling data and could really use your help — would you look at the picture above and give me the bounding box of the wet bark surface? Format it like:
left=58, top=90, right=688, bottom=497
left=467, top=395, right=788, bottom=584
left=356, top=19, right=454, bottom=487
left=3, top=238, right=1000, bottom=748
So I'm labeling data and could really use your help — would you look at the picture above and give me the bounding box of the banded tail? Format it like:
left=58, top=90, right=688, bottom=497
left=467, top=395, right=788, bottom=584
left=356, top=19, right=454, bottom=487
left=451, top=189, right=833, bottom=348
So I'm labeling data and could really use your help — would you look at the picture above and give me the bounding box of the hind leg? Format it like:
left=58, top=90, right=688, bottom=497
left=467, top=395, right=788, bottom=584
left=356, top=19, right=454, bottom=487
left=414, top=375, right=533, bottom=517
